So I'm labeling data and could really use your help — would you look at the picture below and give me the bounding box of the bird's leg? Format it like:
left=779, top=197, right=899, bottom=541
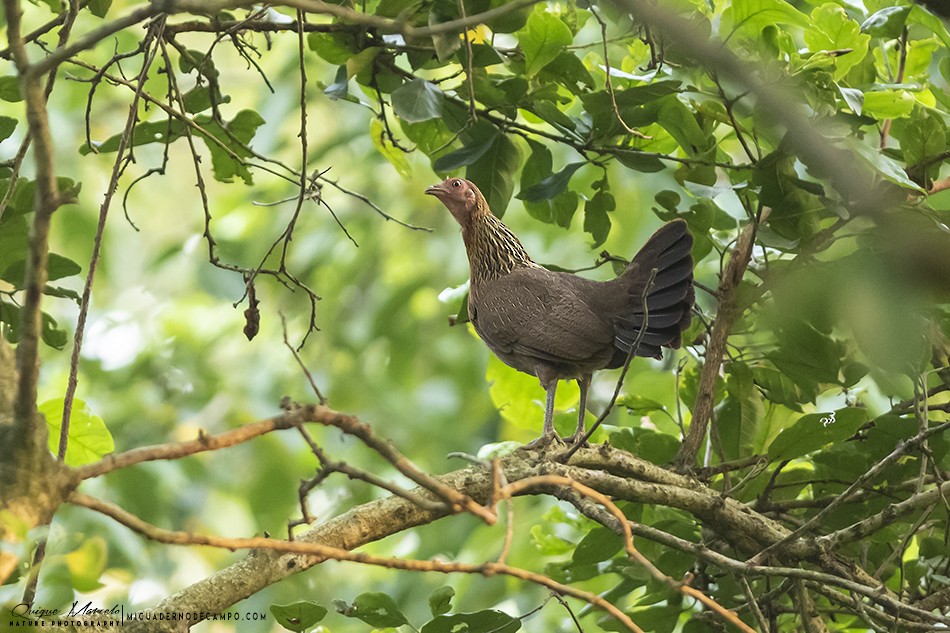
left=567, top=373, right=592, bottom=446
left=526, top=378, right=561, bottom=448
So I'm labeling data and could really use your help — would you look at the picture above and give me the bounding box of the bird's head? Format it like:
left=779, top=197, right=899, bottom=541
left=425, top=178, right=486, bottom=226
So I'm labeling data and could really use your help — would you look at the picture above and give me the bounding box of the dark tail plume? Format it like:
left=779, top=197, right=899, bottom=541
left=612, top=220, right=694, bottom=361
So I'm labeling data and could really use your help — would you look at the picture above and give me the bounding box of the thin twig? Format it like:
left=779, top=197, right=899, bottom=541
left=562, top=268, right=658, bottom=460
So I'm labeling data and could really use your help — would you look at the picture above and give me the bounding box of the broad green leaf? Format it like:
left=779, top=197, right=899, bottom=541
left=433, top=133, right=497, bottom=172
left=0, top=116, right=15, bottom=142
left=270, top=602, right=328, bottom=632
left=428, top=586, right=455, bottom=617
left=335, top=592, right=408, bottom=628
left=841, top=137, right=923, bottom=190
left=861, top=89, right=915, bottom=119
left=899, top=109, right=947, bottom=168
left=1, top=253, right=81, bottom=289
left=0, top=76, right=22, bottom=102
left=518, top=9, right=573, bottom=77
left=308, top=31, right=358, bottom=65
left=753, top=366, right=804, bottom=411
left=421, top=610, right=521, bottom=633
left=583, top=189, right=615, bottom=246
left=531, top=100, right=576, bottom=131
left=392, top=78, right=443, bottom=124
left=860, top=6, right=911, bottom=40
left=82, top=119, right=186, bottom=155
left=197, top=110, right=265, bottom=185
left=88, top=0, right=112, bottom=17
left=908, top=5, right=950, bottom=48
left=725, top=0, right=809, bottom=36
left=608, top=427, right=680, bottom=465
left=517, top=161, right=584, bottom=202
left=466, top=133, right=521, bottom=216
left=487, top=355, right=577, bottom=431
left=767, top=407, right=868, bottom=460
left=370, top=118, right=412, bottom=179
left=573, top=526, right=623, bottom=564
left=805, top=4, right=869, bottom=79
left=655, top=95, right=710, bottom=157
left=40, top=398, right=115, bottom=466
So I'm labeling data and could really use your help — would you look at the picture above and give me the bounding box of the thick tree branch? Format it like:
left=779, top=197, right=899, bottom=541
left=674, top=219, right=758, bottom=468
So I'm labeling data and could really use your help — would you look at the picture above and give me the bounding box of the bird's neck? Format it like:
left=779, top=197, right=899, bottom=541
left=462, top=214, right=537, bottom=285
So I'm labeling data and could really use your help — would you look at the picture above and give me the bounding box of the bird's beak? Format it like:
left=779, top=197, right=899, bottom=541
left=425, top=183, right=445, bottom=196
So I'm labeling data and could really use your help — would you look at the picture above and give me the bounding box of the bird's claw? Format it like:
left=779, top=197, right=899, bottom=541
left=524, top=431, right=563, bottom=449
left=564, top=432, right=590, bottom=448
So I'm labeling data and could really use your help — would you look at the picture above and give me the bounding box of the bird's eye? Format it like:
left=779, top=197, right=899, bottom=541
left=452, top=179, right=462, bottom=188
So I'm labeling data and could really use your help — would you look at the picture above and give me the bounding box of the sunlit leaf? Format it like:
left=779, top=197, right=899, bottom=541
left=518, top=9, right=573, bottom=77
left=40, top=398, right=115, bottom=466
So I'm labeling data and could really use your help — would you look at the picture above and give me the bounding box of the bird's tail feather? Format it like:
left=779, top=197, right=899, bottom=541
left=613, top=220, right=694, bottom=360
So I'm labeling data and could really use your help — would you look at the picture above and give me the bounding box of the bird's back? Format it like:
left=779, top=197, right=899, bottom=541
left=469, top=220, right=694, bottom=377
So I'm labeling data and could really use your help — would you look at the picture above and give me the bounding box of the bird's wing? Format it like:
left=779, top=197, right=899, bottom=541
left=472, top=268, right=614, bottom=365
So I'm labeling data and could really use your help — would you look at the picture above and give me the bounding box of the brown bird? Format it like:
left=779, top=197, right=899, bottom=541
left=427, top=178, right=694, bottom=446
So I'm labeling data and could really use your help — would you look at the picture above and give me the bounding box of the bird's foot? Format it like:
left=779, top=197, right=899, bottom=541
left=564, top=431, right=590, bottom=448
left=524, top=430, right=563, bottom=449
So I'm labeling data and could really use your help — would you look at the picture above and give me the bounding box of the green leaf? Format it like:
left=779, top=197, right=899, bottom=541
left=726, top=0, right=809, bottom=36
left=908, top=5, right=950, bottom=48
left=655, top=95, right=710, bottom=157
left=198, top=110, right=265, bottom=185
left=517, top=162, right=584, bottom=203
left=335, top=592, right=408, bottom=628
left=308, top=31, right=359, bottom=65
left=839, top=86, right=864, bottom=115
left=805, top=3, right=869, bottom=79
left=270, top=602, right=328, bottom=632
left=83, top=119, right=186, bottom=155
left=861, top=89, right=915, bottom=119
left=466, top=133, right=521, bottom=216
left=0, top=76, right=22, bottom=102
left=428, top=586, right=455, bottom=617
left=177, top=49, right=218, bottom=80
left=608, top=427, right=680, bottom=465
left=840, top=137, right=923, bottom=191
left=370, top=118, right=412, bottom=179
left=433, top=132, right=497, bottom=172
left=767, top=407, right=868, bottom=461
left=41, top=312, right=67, bottom=349
left=87, top=0, right=112, bottom=17
left=1, top=253, right=81, bottom=289
left=0, top=116, right=16, bottom=142
left=584, top=189, right=614, bottom=247
left=900, top=109, right=947, bottom=168
left=860, top=6, right=911, bottom=39
left=518, top=9, right=573, bottom=77
left=40, top=398, right=115, bottom=466
left=421, top=610, right=521, bottom=633
left=323, top=65, right=349, bottom=101
left=573, top=526, right=623, bottom=564
left=392, top=78, right=443, bottom=124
